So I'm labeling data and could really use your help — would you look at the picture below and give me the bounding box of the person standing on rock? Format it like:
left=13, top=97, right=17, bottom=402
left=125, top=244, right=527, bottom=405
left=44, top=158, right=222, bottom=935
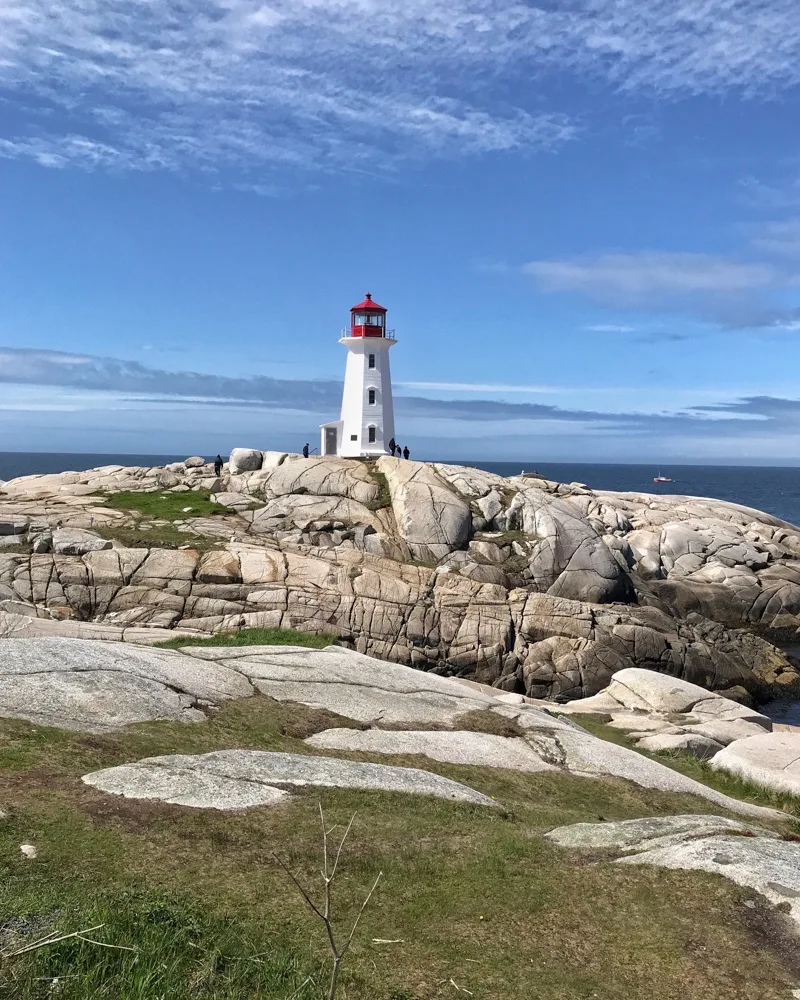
left=214, top=455, right=223, bottom=476
left=388, top=437, right=396, bottom=456
left=403, top=446, right=410, bottom=459
left=303, top=443, right=310, bottom=459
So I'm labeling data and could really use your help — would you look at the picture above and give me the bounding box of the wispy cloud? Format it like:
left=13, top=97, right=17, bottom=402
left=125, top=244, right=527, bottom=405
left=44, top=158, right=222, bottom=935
left=8, top=346, right=800, bottom=461
left=749, top=218, right=800, bottom=257
left=397, top=381, right=565, bottom=393
left=2, top=0, right=800, bottom=181
left=584, top=323, right=636, bottom=333
left=523, top=250, right=800, bottom=329
left=740, top=174, right=800, bottom=209
left=525, top=253, right=776, bottom=301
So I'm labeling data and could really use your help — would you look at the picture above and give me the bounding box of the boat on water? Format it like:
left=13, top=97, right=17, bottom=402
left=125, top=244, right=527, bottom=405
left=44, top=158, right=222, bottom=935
left=520, top=469, right=541, bottom=478
left=653, top=471, right=673, bottom=483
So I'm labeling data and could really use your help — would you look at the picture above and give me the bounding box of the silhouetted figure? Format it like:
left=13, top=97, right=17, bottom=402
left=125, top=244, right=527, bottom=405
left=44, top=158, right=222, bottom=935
left=403, top=446, right=410, bottom=460
left=214, top=454, right=223, bottom=476
left=388, top=437, right=396, bottom=456
left=303, top=443, right=310, bottom=459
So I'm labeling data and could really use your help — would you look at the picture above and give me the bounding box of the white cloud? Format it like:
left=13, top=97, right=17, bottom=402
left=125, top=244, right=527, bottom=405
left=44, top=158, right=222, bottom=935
left=398, top=381, right=565, bottom=393
left=750, top=218, right=800, bottom=257
left=524, top=252, right=779, bottom=312
left=1, top=0, right=800, bottom=180
left=584, top=323, right=636, bottom=333
left=740, top=175, right=800, bottom=209
left=526, top=253, right=775, bottom=296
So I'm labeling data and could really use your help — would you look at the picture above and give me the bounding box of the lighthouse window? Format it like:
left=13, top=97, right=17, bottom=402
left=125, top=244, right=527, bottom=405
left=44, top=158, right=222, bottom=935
left=368, top=426, right=376, bottom=443
left=368, top=388, right=376, bottom=405
left=368, top=354, right=375, bottom=369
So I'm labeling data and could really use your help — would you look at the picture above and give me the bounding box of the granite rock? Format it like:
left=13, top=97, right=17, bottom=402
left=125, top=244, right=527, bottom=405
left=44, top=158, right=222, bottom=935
left=710, top=731, right=800, bottom=795
left=82, top=749, right=498, bottom=809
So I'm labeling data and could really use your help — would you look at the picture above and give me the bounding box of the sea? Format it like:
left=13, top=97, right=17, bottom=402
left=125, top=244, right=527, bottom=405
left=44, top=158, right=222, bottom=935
left=3, top=452, right=800, bottom=528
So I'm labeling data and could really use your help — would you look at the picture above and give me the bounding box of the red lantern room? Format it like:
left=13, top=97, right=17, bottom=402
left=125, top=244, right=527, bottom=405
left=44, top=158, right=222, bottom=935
left=350, top=293, right=388, bottom=338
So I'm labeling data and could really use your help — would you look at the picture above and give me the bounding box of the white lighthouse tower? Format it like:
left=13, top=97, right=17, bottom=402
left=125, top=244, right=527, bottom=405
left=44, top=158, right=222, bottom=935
left=320, top=293, right=396, bottom=458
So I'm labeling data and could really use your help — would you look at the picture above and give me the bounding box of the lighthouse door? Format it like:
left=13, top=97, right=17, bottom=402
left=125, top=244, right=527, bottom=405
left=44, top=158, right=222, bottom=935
left=324, top=426, right=338, bottom=456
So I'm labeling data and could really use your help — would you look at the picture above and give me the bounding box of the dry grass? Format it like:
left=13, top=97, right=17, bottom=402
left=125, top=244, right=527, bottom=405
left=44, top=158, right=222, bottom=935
left=0, top=695, right=798, bottom=999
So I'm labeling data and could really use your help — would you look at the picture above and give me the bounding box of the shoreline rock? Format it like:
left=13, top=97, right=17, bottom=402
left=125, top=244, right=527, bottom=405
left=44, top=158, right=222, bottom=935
left=1, top=454, right=800, bottom=701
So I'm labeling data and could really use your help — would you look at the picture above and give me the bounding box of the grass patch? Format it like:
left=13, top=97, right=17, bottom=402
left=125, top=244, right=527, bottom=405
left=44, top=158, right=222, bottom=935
left=0, top=695, right=798, bottom=998
left=93, top=524, right=225, bottom=551
left=154, top=626, right=337, bottom=651
left=1, top=892, right=318, bottom=1000
left=571, top=714, right=800, bottom=822
left=474, top=529, right=526, bottom=545
left=102, top=491, right=233, bottom=521
left=366, top=469, right=392, bottom=511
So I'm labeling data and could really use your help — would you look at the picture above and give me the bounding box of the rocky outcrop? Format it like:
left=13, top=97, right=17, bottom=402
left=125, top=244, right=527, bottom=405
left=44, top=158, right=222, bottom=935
left=710, top=732, right=800, bottom=794
left=377, top=456, right=470, bottom=561
left=0, top=636, right=781, bottom=819
left=2, top=454, right=800, bottom=700
left=552, top=667, right=773, bottom=756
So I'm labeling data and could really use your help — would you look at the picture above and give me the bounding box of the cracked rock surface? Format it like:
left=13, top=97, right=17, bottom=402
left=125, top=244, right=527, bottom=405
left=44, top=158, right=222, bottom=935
left=2, top=454, right=800, bottom=700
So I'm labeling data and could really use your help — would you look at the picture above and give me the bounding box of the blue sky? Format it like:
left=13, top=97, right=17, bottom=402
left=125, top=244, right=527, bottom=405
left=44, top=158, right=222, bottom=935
left=2, top=0, right=800, bottom=463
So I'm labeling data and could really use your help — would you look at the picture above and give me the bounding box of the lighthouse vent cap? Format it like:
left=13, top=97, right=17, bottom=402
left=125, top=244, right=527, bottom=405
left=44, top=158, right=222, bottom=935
left=351, top=292, right=387, bottom=312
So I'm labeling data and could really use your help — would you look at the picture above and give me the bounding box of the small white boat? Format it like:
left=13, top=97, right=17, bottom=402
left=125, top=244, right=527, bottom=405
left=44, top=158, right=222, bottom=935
left=653, top=471, right=672, bottom=483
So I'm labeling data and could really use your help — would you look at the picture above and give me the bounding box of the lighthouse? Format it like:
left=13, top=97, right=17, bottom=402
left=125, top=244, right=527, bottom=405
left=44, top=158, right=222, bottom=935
left=320, top=293, right=397, bottom=458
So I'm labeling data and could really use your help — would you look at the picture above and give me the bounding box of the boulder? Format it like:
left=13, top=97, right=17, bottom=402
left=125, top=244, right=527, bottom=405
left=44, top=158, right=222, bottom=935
left=210, top=492, right=253, bottom=510
left=184, top=456, right=206, bottom=469
left=376, top=457, right=470, bottom=561
left=555, top=667, right=773, bottom=752
left=261, top=457, right=378, bottom=505
left=228, top=448, right=264, bottom=474
left=635, top=733, right=724, bottom=758
left=82, top=749, right=497, bottom=809
left=52, top=528, right=112, bottom=556
left=710, top=731, right=800, bottom=795
left=507, top=488, right=632, bottom=603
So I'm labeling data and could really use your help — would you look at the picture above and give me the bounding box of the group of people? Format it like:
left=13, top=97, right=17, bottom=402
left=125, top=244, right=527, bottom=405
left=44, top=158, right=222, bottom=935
left=299, top=440, right=410, bottom=459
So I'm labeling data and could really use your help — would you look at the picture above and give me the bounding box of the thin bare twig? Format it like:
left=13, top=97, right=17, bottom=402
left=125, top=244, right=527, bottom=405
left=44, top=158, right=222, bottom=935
left=1, top=924, right=105, bottom=961
left=274, top=806, right=382, bottom=1000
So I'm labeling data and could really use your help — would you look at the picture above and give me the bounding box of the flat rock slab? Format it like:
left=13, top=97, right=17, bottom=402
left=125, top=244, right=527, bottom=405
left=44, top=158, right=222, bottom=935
left=82, top=750, right=497, bottom=810
left=306, top=728, right=556, bottom=773
left=619, top=836, right=800, bottom=928
left=545, top=814, right=774, bottom=853
left=711, top=731, right=800, bottom=795
left=181, top=643, right=537, bottom=726
left=525, top=727, right=783, bottom=820
left=0, top=637, right=253, bottom=731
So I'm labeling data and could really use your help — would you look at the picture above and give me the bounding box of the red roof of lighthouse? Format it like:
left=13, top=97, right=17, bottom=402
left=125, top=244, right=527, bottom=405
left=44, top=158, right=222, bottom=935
left=351, top=292, right=387, bottom=312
